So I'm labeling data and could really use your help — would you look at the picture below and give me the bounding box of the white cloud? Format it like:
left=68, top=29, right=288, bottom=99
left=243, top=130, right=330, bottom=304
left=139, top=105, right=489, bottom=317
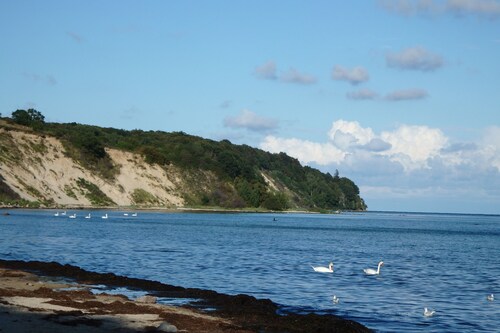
left=224, top=109, right=278, bottom=133
left=260, top=136, right=345, bottom=165
left=380, top=125, right=448, bottom=170
left=385, top=88, right=428, bottom=101
left=264, top=120, right=450, bottom=172
left=483, top=125, right=500, bottom=148
left=481, top=125, right=500, bottom=170
left=386, top=46, right=444, bottom=71
left=280, top=68, right=317, bottom=85
left=259, top=119, right=500, bottom=213
left=255, top=61, right=277, bottom=80
left=360, top=138, right=393, bottom=152
left=328, top=120, right=375, bottom=148
left=332, top=66, right=370, bottom=85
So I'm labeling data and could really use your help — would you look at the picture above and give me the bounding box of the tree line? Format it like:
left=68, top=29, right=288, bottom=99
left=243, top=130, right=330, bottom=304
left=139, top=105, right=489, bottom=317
left=1, top=109, right=366, bottom=211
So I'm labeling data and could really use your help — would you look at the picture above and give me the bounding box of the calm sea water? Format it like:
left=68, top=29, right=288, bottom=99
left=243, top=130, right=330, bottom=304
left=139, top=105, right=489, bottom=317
left=0, top=210, right=498, bottom=332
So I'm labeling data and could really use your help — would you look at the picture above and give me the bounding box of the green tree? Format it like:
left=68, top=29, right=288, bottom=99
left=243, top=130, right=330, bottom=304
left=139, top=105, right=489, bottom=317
left=37, top=120, right=367, bottom=211
left=235, top=177, right=266, bottom=207
left=11, top=109, right=45, bottom=128
left=261, top=191, right=289, bottom=211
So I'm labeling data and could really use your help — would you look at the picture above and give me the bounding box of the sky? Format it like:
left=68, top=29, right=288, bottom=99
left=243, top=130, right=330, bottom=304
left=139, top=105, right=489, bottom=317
left=1, top=0, right=499, bottom=214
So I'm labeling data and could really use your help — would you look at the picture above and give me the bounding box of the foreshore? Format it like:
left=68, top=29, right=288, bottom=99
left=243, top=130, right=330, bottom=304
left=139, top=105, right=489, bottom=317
left=0, top=259, right=371, bottom=333
left=0, top=206, right=328, bottom=214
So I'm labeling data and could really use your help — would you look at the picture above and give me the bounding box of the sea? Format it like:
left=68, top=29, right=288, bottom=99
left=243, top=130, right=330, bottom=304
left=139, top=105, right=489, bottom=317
left=0, top=210, right=498, bottom=332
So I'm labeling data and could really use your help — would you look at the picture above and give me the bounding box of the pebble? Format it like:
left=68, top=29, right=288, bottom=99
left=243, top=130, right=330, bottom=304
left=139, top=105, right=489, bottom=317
left=157, top=322, right=178, bottom=332
left=136, top=295, right=157, bottom=304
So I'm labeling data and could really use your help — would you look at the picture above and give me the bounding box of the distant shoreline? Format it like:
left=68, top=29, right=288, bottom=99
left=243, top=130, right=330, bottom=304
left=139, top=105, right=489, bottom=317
left=3, top=206, right=496, bottom=216
left=0, top=205, right=338, bottom=215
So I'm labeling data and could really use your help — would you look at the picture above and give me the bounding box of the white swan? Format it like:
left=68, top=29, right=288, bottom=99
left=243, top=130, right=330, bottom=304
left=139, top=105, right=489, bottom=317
left=131, top=213, right=137, bottom=217
left=85, top=213, right=91, bottom=219
left=54, top=212, right=59, bottom=217
left=312, top=262, right=334, bottom=273
left=424, top=307, right=435, bottom=317
left=364, top=261, right=384, bottom=275
left=101, top=213, right=108, bottom=219
left=332, top=295, right=340, bottom=304
left=487, top=294, right=494, bottom=301
left=69, top=213, right=76, bottom=219
left=61, top=211, right=67, bottom=216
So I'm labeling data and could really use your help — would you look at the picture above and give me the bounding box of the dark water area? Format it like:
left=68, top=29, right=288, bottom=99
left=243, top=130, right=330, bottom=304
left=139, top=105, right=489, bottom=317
left=1, top=210, right=498, bottom=332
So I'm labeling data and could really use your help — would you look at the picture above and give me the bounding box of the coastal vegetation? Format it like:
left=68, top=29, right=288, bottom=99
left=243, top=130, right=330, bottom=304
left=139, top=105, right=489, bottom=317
left=0, top=109, right=366, bottom=212
left=75, top=178, right=116, bottom=206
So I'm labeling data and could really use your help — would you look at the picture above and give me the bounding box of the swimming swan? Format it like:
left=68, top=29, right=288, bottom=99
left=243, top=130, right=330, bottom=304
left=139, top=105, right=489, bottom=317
left=312, top=262, right=334, bottom=273
left=487, top=294, right=494, bottom=301
left=364, top=261, right=384, bottom=275
left=85, top=213, right=91, bottom=219
left=102, top=214, right=108, bottom=219
left=69, top=214, right=76, bottom=219
left=332, top=295, right=340, bottom=304
left=424, top=308, right=435, bottom=317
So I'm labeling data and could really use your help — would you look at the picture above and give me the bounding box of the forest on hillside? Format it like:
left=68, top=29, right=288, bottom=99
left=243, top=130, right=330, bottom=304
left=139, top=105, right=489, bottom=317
left=0, top=109, right=366, bottom=211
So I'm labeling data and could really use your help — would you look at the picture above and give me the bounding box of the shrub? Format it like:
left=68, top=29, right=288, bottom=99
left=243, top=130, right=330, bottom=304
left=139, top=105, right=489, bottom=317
left=131, top=188, right=159, bottom=205
left=76, top=178, right=115, bottom=206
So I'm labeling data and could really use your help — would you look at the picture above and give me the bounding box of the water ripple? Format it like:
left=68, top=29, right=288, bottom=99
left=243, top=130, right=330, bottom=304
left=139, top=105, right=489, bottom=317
left=1, top=210, right=499, bottom=332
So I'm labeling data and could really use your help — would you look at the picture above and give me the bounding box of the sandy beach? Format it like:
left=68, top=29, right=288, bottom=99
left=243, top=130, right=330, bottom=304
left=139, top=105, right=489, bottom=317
left=0, top=260, right=371, bottom=333
left=0, top=266, right=237, bottom=333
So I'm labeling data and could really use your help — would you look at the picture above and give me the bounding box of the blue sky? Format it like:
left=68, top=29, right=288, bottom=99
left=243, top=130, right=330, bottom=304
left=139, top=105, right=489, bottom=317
left=1, top=0, right=499, bottom=214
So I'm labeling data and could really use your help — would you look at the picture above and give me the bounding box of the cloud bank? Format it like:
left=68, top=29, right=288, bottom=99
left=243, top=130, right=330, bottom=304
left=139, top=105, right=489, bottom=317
left=260, top=120, right=500, bottom=212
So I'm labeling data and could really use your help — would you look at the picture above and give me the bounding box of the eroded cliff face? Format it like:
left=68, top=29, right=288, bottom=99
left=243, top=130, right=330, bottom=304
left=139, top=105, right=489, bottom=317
left=0, top=128, right=187, bottom=207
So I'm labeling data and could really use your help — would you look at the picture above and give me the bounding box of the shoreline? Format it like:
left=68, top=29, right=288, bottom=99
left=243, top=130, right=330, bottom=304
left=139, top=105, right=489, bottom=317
left=0, top=206, right=342, bottom=215
left=0, top=259, right=372, bottom=333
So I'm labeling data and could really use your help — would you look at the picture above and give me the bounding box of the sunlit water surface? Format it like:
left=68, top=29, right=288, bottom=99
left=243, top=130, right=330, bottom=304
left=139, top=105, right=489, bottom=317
left=1, top=210, right=498, bottom=332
